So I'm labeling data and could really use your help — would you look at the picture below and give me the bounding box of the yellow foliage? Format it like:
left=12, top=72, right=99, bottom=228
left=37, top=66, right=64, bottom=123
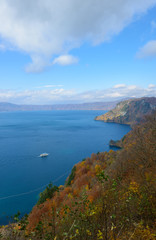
left=145, top=172, right=155, bottom=183
left=68, top=193, right=73, bottom=199
left=109, top=149, right=114, bottom=154
left=129, top=181, right=139, bottom=193
left=79, top=161, right=85, bottom=167
left=95, top=164, right=102, bottom=174
left=85, top=184, right=89, bottom=191
left=97, top=230, right=103, bottom=239
left=75, top=229, right=79, bottom=235
left=86, top=229, right=92, bottom=236
left=131, top=224, right=156, bottom=240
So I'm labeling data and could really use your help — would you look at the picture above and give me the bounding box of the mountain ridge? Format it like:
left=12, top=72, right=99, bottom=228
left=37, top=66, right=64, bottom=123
left=0, top=100, right=120, bottom=111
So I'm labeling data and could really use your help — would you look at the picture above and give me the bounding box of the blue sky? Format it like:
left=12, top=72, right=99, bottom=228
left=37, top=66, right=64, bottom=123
left=0, top=0, right=156, bottom=104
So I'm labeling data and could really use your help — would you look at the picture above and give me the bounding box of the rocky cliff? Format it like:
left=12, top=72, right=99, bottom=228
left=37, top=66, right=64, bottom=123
left=95, top=97, right=156, bottom=125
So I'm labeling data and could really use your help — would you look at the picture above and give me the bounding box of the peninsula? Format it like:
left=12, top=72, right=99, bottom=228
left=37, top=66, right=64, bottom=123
left=95, top=97, right=156, bottom=125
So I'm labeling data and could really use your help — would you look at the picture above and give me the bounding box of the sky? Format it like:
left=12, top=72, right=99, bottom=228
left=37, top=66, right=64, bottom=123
left=0, top=0, right=156, bottom=104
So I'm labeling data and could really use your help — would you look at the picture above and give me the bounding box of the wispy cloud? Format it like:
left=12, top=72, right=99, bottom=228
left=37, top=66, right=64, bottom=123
left=36, top=85, right=64, bottom=89
left=151, top=20, right=156, bottom=32
left=0, top=0, right=156, bottom=72
left=136, top=40, right=156, bottom=58
left=0, top=85, right=155, bottom=104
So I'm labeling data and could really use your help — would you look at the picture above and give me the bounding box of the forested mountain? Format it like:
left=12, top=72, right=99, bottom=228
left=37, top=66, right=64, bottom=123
left=1, top=111, right=155, bottom=239
left=95, top=97, right=156, bottom=125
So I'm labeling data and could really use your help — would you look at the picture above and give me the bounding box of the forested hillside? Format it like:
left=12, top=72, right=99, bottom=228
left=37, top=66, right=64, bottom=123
left=1, top=112, right=156, bottom=239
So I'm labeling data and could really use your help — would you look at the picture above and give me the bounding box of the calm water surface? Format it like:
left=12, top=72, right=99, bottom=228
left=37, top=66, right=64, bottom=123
left=0, top=111, right=131, bottom=224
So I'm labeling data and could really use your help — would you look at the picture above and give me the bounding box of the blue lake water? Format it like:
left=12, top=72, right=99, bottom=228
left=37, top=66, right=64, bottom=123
left=0, top=110, right=131, bottom=224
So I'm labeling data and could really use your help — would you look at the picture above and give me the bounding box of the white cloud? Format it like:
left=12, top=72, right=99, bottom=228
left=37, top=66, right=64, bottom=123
left=148, top=84, right=156, bottom=88
left=52, top=55, right=78, bottom=66
left=36, top=85, right=64, bottom=89
left=0, top=43, right=6, bottom=51
left=0, top=85, right=155, bottom=104
left=136, top=40, right=156, bottom=58
left=113, top=84, right=126, bottom=88
left=0, top=0, right=156, bottom=72
left=44, top=85, right=64, bottom=88
left=25, top=55, right=50, bottom=73
left=127, top=85, right=137, bottom=90
left=0, top=88, right=76, bottom=104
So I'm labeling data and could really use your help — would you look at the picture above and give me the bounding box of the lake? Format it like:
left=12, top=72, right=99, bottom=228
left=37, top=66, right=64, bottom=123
left=0, top=110, right=131, bottom=224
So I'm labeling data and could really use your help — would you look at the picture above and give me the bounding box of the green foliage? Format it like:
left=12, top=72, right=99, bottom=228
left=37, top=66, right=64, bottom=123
left=82, top=158, right=86, bottom=161
left=66, top=166, right=76, bottom=186
left=37, top=183, right=58, bottom=205
left=20, top=214, right=29, bottom=230
left=122, top=135, right=126, bottom=142
left=35, top=221, right=43, bottom=238
left=13, top=211, right=21, bottom=222
left=96, top=170, right=109, bottom=183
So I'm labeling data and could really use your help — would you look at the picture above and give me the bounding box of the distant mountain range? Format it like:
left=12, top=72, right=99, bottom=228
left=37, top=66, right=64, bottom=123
left=95, top=97, right=156, bottom=125
left=0, top=101, right=120, bottom=112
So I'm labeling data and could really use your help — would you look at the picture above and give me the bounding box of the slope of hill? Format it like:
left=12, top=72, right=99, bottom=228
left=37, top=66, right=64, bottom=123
left=1, top=112, right=155, bottom=239
left=0, top=101, right=119, bottom=112
left=95, top=97, right=156, bottom=125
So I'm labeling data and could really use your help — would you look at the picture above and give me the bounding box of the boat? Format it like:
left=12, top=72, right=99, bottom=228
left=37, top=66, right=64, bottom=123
left=39, top=153, right=49, bottom=157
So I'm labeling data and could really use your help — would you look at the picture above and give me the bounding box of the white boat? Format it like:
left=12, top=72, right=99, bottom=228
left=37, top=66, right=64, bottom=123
left=39, top=153, right=49, bottom=157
